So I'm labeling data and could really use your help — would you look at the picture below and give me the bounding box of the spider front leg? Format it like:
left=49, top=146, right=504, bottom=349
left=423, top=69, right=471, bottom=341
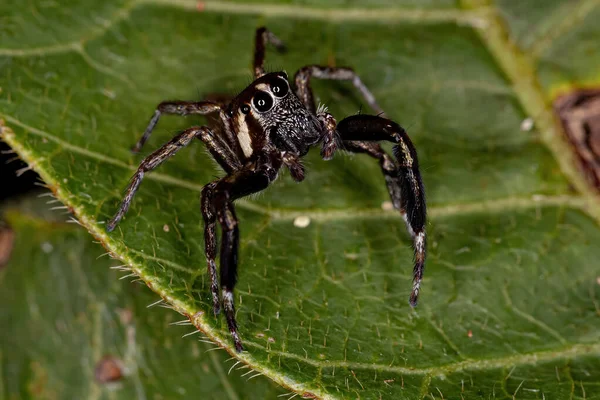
left=131, top=101, right=223, bottom=153
left=294, top=65, right=385, bottom=116
left=201, top=181, right=221, bottom=316
left=107, top=125, right=240, bottom=230
left=253, top=27, right=286, bottom=79
left=335, top=115, right=427, bottom=306
left=282, top=152, right=305, bottom=182
left=208, top=151, right=282, bottom=352
left=343, top=141, right=403, bottom=211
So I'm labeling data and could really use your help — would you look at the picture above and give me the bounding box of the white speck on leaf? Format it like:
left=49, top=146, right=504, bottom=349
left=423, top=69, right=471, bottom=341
left=101, top=88, right=116, bottom=99
left=520, top=117, right=534, bottom=131
left=41, top=242, right=53, bottom=253
left=293, top=216, right=310, bottom=228
left=381, top=201, right=393, bottom=211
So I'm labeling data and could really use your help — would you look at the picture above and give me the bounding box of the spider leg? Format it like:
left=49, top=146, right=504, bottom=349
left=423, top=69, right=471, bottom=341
left=254, top=27, right=286, bottom=79
left=282, top=151, right=305, bottom=182
left=335, top=115, right=426, bottom=307
left=294, top=65, right=384, bottom=116
left=342, top=141, right=403, bottom=211
left=106, top=126, right=239, bottom=232
left=132, top=101, right=223, bottom=153
left=201, top=181, right=221, bottom=316
left=212, top=151, right=283, bottom=352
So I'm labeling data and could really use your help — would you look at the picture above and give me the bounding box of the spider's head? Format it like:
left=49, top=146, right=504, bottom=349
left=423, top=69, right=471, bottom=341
left=228, top=71, right=292, bottom=124
left=227, top=72, right=318, bottom=157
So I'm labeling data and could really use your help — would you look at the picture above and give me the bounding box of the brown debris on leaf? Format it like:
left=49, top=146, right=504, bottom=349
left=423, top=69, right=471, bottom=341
left=0, top=223, right=15, bottom=269
left=94, top=356, right=124, bottom=384
left=554, top=89, right=600, bottom=189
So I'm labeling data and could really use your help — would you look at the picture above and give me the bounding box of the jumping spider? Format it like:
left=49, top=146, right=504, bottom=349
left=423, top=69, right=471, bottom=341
left=107, top=27, right=426, bottom=352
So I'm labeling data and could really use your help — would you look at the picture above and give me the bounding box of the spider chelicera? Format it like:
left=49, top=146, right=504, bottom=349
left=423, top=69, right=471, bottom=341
left=106, top=27, right=426, bottom=352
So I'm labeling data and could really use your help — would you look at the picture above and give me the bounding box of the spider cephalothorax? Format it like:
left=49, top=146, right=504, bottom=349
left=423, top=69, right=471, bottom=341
left=227, top=71, right=322, bottom=158
left=106, top=27, right=427, bottom=352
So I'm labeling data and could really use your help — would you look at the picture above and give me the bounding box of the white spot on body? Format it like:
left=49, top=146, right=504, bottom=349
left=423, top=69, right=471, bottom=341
left=293, top=216, right=311, bottom=228
left=415, top=231, right=425, bottom=254
left=236, top=116, right=253, bottom=158
left=223, top=290, right=234, bottom=304
left=400, top=142, right=413, bottom=166
left=402, top=213, right=416, bottom=237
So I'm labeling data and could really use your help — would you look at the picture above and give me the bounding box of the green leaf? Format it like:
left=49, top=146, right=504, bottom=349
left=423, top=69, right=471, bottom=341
left=2, top=1, right=600, bottom=398
left=0, top=206, right=286, bottom=399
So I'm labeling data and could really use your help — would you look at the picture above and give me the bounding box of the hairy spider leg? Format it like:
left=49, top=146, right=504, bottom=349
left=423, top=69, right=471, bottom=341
left=201, top=181, right=221, bottom=315
left=343, top=141, right=404, bottom=211
left=282, top=152, right=305, bottom=182
left=336, top=115, right=427, bottom=306
left=261, top=30, right=425, bottom=303
left=131, top=101, right=223, bottom=153
left=254, top=27, right=286, bottom=79
left=106, top=126, right=239, bottom=231
left=291, top=64, right=385, bottom=158
left=204, top=152, right=283, bottom=352
left=294, top=65, right=385, bottom=116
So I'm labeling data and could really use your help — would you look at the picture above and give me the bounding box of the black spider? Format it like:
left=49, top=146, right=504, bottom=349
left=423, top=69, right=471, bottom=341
left=106, top=27, right=426, bottom=352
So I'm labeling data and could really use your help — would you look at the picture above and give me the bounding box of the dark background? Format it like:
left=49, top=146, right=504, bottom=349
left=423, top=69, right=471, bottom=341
left=0, top=141, right=38, bottom=201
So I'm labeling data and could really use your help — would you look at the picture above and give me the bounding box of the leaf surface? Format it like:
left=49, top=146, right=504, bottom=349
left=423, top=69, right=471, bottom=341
left=2, top=1, right=600, bottom=398
left=0, top=205, right=286, bottom=399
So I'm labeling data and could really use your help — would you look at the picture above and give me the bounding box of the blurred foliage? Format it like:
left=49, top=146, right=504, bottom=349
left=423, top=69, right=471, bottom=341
left=0, top=204, right=285, bottom=399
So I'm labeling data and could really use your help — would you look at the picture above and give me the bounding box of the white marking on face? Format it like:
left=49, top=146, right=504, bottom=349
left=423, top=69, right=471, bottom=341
left=236, top=114, right=253, bottom=158
left=255, top=83, right=269, bottom=91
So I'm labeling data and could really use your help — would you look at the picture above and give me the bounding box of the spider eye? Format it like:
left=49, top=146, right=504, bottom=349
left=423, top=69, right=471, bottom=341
left=252, top=91, right=273, bottom=113
left=240, top=104, right=250, bottom=114
left=271, top=78, right=289, bottom=98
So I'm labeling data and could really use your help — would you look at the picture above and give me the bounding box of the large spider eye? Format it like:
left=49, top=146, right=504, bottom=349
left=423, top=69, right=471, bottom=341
left=240, top=104, right=250, bottom=114
left=271, top=78, right=289, bottom=98
left=252, top=91, right=273, bottom=113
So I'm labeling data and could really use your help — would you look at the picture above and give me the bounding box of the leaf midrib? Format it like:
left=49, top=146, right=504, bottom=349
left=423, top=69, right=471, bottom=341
left=244, top=341, right=600, bottom=377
